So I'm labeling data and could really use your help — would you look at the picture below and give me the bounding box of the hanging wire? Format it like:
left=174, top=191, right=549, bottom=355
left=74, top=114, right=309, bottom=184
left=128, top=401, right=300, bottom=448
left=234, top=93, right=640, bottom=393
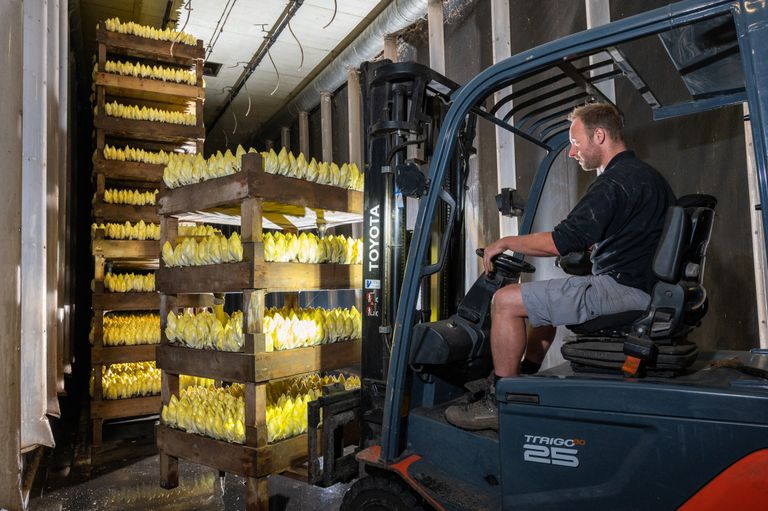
left=170, top=0, right=194, bottom=58
left=323, top=0, right=338, bottom=29
left=266, top=45, right=280, bottom=96
left=223, top=126, right=229, bottom=148
left=231, top=109, right=238, bottom=135
left=243, top=79, right=252, bottom=117
left=287, top=20, right=304, bottom=71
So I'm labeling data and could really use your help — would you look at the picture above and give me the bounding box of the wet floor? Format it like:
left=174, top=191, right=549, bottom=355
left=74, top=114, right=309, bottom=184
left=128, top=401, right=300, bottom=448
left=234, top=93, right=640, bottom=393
left=27, top=397, right=350, bottom=511
left=29, top=454, right=349, bottom=511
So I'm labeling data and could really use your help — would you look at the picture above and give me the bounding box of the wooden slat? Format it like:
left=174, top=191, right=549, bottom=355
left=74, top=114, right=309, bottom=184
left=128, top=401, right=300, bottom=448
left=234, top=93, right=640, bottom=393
left=91, top=395, right=161, bottom=419
left=92, top=153, right=165, bottom=183
left=97, top=26, right=204, bottom=63
left=94, top=113, right=203, bottom=145
left=253, top=341, right=361, bottom=381
left=92, top=344, right=157, bottom=364
left=156, top=340, right=360, bottom=383
left=92, top=291, right=159, bottom=311
left=92, top=238, right=160, bottom=260
left=157, top=153, right=363, bottom=216
left=156, top=425, right=309, bottom=478
left=95, top=72, right=203, bottom=103
left=156, top=258, right=362, bottom=294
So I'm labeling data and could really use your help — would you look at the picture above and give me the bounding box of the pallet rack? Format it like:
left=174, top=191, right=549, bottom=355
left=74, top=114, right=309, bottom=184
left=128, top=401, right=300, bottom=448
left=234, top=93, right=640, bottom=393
left=155, top=153, right=363, bottom=510
left=89, top=22, right=205, bottom=446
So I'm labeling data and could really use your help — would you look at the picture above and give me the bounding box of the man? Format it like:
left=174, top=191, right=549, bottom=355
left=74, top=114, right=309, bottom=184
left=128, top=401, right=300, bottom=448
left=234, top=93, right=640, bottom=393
left=445, top=103, right=676, bottom=430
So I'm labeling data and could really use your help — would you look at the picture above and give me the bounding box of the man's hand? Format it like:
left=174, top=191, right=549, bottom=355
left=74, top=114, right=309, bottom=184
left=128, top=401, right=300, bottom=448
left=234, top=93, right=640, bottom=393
left=482, top=238, right=511, bottom=273
left=482, top=232, right=560, bottom=273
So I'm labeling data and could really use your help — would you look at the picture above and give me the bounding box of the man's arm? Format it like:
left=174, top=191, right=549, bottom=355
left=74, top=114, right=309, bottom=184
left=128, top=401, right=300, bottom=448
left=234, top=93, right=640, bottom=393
left=482, top=232, right=559, bottom=273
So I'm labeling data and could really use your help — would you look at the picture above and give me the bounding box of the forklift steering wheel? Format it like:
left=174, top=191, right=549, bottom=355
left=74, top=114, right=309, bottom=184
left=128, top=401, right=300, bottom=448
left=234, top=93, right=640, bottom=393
left=475, top=248, right=536, bottom=276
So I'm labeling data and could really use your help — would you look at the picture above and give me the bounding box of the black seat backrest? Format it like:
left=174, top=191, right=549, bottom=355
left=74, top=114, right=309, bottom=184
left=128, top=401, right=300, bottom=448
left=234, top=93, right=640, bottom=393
left=638, top=194, right=716, bottom=340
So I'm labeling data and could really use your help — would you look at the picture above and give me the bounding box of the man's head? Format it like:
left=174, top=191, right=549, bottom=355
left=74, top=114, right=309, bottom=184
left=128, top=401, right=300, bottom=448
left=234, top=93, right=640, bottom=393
left=567, top=103, right=626, bottom=172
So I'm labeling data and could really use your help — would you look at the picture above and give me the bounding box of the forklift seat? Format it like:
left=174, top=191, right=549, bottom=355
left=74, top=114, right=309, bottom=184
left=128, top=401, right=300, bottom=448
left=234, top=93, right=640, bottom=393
left=561, top=194, right=717, bottom=376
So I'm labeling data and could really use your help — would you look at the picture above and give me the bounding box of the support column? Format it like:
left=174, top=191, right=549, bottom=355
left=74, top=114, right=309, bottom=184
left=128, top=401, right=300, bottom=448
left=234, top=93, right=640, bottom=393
left=384, top=34, right=398, bottom=62
left=320, top=91, right=333, bottom=163
left=264, top=139, right=274, bottom=151
left=280, top=126, right=290, bottom=150
left=745, top=104, right=768, bottom=347
left=57, top=0, right=69, bottom=393
left=347, top=69, right=363, bottom=169
left=0, top=0, right=23, bottom=507
left=586, top=0, right=615, bottom=101
left=21, top=0, right=55, bottom=451
left=298, top=111, right=309, bottom=156
left=46, top=0, right=61, bottom=418
left=427, top=0, right=445, bottom=75
left=491, top=0, right=515, bottom=240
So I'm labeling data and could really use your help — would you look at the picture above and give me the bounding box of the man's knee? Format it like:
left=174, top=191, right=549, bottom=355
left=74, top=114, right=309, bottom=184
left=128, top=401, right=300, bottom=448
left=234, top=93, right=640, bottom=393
left=492, top=284, right=527, bottom=316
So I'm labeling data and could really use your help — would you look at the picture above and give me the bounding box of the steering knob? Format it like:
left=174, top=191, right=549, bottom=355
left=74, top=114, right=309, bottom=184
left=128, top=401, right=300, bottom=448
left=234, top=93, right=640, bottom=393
left=476, top=248, right=536, bottom=275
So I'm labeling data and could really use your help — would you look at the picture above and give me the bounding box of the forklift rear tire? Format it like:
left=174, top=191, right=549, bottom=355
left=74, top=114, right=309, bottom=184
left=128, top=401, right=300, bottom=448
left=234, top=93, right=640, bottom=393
left=340, top=473, right=427, bottom=511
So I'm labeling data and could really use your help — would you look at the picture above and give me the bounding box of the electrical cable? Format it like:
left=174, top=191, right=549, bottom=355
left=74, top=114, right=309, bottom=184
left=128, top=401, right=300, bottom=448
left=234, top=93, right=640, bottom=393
left=287, top=20, right=304, bottom=71
left=323, top=0, right=338, bottom=29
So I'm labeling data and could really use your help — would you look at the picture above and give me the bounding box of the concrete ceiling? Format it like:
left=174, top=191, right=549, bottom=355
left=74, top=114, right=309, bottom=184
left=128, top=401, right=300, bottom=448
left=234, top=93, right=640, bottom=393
left=78, top=0, right=387, bottom=149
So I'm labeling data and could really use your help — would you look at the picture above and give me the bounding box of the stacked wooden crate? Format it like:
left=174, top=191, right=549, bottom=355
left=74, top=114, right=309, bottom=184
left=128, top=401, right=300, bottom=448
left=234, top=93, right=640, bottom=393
left=155, top=153, right=363, bottom=510
left=90, top=23, right=205, bottom=446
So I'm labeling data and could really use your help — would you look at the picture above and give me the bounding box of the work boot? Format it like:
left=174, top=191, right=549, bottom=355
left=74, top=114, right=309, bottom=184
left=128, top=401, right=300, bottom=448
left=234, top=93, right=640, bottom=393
left=444, top=393, right=499, bottom=431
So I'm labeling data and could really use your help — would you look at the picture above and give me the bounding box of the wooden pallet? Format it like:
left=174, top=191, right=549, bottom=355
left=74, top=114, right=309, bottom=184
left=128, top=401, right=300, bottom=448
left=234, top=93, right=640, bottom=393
left=94, top=114, right=204, bottom=146
left=97, top=25, right=204, bottom=65
left=157, top=153, right=363, bottom=217
left=157, top=341, right=361, bottom=384
left=94, top=71, right=203, bottom=106
left=91, top=395, right=161, bottom=445
left=92, top=153, right=165, bottom=183
left=91, top=228, right=160, bottom=262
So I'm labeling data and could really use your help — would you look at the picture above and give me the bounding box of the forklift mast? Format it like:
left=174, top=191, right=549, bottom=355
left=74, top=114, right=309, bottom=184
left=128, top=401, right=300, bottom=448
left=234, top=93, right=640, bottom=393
left=358, top=61, right=476, bottom=444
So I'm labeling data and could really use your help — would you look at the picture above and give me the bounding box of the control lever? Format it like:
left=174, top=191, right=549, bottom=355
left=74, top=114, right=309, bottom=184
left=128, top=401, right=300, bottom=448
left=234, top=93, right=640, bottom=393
left=475, top=248, right=535, bottom=278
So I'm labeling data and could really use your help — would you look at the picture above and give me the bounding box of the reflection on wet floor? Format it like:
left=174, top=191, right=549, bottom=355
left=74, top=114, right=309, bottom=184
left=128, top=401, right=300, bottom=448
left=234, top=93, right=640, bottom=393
left=27, top=409, right=349, bottom=511
left=30, top=454, right=349, bottom=511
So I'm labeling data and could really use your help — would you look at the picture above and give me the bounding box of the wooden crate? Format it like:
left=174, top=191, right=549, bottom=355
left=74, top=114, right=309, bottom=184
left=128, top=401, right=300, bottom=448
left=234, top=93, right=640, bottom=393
left=94, top=71, right=203, bottom=106
left=94, top=114, right=204, bottom=146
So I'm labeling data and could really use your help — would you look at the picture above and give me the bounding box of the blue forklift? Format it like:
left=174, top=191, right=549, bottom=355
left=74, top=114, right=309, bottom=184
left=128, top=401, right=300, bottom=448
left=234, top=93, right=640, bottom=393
left=307, top=1, right=768, bottom=509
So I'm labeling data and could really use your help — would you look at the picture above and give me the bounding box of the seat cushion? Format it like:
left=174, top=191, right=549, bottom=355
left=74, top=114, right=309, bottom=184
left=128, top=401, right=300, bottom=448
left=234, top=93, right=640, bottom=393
left=567, top=310, right=645, bottom=336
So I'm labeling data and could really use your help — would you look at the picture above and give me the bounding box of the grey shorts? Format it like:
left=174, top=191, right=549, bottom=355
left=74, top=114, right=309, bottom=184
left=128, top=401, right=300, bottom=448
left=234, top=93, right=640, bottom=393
left=520, top=274, right=651, bottom=328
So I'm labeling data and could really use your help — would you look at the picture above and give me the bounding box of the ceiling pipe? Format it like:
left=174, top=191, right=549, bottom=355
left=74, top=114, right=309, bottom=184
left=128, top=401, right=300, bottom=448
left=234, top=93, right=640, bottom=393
left=256, top=0, right=428, bottom=141
left=207, top=0, right=304, bottom=134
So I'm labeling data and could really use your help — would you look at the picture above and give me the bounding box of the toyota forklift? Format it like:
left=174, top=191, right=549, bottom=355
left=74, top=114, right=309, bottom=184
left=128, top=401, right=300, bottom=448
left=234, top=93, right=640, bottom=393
left=307, top=1, right=768, bottom=509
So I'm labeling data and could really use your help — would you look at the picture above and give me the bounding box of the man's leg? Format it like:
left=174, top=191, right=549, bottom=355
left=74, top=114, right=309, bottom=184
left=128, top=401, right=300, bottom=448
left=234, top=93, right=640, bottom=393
left=489, top=283, right=528, bottom=377
left=523, top=325, right=556, bottom=371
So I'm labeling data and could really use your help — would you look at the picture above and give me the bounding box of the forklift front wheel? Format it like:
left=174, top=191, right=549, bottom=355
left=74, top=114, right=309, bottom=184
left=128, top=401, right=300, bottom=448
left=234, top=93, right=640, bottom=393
left=340, top=473, right=427, bottom=511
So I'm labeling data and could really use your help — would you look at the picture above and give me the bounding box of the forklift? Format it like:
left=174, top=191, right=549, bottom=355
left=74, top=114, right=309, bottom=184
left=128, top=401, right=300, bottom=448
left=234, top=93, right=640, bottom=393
left=307, top=1, right=768, bottom=509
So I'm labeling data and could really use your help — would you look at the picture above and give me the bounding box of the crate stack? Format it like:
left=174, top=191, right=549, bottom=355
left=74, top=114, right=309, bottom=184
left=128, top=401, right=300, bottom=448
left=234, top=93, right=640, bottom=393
left=155, top=152, right=363, bottom=510
left=90, top=20, right=206, bottom=446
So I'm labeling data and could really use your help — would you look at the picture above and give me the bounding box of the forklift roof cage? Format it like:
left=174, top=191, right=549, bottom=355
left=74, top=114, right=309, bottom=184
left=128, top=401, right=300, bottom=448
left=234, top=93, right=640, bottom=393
left=381, top=0, right=768, bottom=462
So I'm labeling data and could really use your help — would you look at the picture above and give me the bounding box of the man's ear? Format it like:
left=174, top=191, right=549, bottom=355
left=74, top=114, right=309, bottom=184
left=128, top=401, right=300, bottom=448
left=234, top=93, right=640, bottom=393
left=592, top=127, right=606, bottom=145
